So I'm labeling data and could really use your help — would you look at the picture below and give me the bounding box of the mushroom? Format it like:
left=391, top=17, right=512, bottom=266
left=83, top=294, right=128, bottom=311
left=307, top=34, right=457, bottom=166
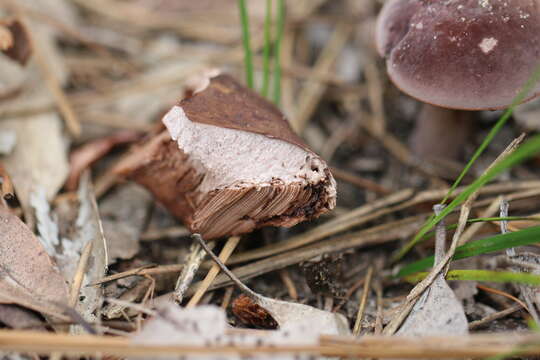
left=115, top=73, right=336, bottom=239
left=376, top=0, right=540, bottom=165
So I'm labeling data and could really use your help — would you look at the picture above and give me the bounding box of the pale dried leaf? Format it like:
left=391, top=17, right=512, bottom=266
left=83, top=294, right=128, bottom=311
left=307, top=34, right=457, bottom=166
left=30, top=187, right=60, bottom=256
left=132, top=303, right=330, bottom=360
left=0, top=131, right=16, bottom=155
left=0, top=56, right=27, bottom=98
left=396, top=276, right=468, bottom=337
left=0, top=113, right=69, bottom=208
left=256, top=295, right=350, bottom=336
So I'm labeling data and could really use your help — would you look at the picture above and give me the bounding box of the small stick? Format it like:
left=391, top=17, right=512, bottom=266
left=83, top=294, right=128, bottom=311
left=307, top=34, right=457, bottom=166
left=477, top=284, right=528, bottom=310
left=468, top=304, right=522, bottom=330
left=386, top=135, right=526, bottom=335
left=500, top=198, right=514, bottom=256
left=279, top=269, right=298, bottom=300
left=459, top=196, right=502, bottom=245
left=187, top=236, right=240, bottom=308
left=221, top=287, right=234, bottom=309
left=352, top=266, right=374, bottom=336
left=192, top=234, right=259, bottom=300
left=173, top=239, right=211, bottom=304
left=69, top=240, right=94, bottom=307
left=433, top=204, right=446, bottom=266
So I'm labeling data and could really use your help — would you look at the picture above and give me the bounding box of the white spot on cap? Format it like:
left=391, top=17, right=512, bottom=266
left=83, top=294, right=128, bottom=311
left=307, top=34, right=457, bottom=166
left=479, top=37, right=498, bottom=54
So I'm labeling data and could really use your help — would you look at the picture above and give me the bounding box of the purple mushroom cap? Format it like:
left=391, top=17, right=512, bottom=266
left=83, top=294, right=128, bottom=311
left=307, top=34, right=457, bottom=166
left=376, top=0, right=540, bottom=110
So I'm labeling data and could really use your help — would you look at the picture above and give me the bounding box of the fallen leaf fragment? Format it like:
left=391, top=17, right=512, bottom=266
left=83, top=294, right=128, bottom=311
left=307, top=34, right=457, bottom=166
left=0, top=113, right=69, bottom=211
left=132, top=303, right=333, bottom=360
left=196, top=233, right=350, bottom=336
left=100, top=184, right=151, bottom=263
left=0, top=19, right=31, bottom=66
left=396, top=205, right=468, bottom=338
left=0, top=204, right=69, bottom=319
left=115, top=73, right=336, bottom=239
left=66, top=130, right=141, bottom=191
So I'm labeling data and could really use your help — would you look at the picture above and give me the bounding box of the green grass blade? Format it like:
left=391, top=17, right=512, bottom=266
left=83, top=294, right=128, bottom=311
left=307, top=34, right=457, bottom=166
left=418, top=216, right=540, bottom=242
left=238, top=0, right=254, bottom=89
left=397, top=225, right=540, bottom=278
left=393, top=63, right=540, bottom=262
left=272, top=0, right=285, bottom=106
left=261, top=0, right=273, bottom=98
left=441, top=63, right=540, bottom=205
left=405, top=269, right=540, bottom=286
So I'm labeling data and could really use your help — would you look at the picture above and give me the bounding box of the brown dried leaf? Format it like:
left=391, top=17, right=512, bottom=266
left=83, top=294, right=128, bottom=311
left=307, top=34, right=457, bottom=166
left=0, top=19, right=32, bottom=66
left=0, top=204, right=69, bottom=318
left=66, top=130, right=141, bottom=191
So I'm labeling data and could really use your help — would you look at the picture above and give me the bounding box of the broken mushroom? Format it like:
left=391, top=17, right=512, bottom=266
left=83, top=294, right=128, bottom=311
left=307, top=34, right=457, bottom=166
left=115, top=73, right=336, bottom=239
left=376, top=0, right=540, bottom=163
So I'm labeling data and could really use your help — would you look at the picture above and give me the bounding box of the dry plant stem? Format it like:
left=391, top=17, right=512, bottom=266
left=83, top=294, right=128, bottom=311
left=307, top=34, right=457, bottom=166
left=140, top=226, right=190, bottom=241
left=383, top=134, right=525, bottom=335
left=477, top=284, right=528, bottom=310
left=3, top=0, right=81, bottom=137
left=192, top=234, right=259, bottom=300
left=228, top=180, right=540, bottom=265
left=279, top=269, right=298, bottom=300
left=468, top=304, right=522, bottom=330
left=349, top=106, right=447, bottom=185
left=352, top=266, right=374, bottom=336
left=5, top=331, right=540, bottom=358
left=173, top=240, right=212, bottom=304
left=330, top=167, right=391, bottom=195
left=501, top=199, right=540, bottom=323
left=500, top=198, right=515, bottom=256
left=333, top=277, right=366, bottom=313
left=68, top=240, right=94, bottom=307
left=364, top=59, right=386, bottom=135
left=221, top=287, right=234, bottom=309
left=92, top=264, right=183, bottom=286
left=186, top=236, right=240, bottom=308
left=103, top=298, right=156, bottom=318
left=292, top=22, right=352, bottom=132
left=173, top=215, right=426, bottom=299
left=458, top=195, right=502, bottom=245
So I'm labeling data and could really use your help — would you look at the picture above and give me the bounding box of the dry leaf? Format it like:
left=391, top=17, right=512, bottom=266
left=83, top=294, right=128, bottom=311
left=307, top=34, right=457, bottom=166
left=0, top=113, right=69, bottom=210
left=132, top=303, right=334, bottom=360
left=100, top=184, right=151, bottom=263
left=0, top=204, right=69, bottom=319
left=0, top=19, right=31, bottom=66
left=31, top=173, right=108, bottom=330
left=396, top=205, right=468, bottom=341
left=66, top=131, right=141, bottom=191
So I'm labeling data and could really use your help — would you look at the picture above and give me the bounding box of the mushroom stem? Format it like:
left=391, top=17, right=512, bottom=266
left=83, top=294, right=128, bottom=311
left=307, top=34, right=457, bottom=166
left=409, top=104, right=473, bottom=164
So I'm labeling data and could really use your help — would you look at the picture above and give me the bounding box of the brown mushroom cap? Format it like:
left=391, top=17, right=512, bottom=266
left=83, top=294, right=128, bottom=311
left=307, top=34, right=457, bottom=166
left=377, top=0, right=540, bottom=110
